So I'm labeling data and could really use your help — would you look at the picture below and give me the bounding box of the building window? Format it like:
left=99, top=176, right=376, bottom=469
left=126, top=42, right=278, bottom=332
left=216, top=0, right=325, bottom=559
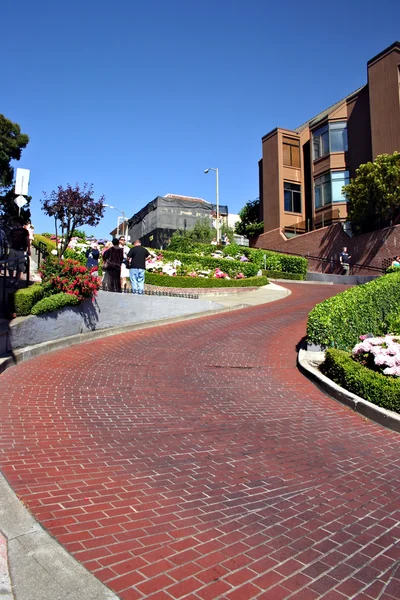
left=283, top=137, right=300, bottom=167
left=314, top=171, right=349, bottom=208
left=313, top=122, right=348, bottom=160
left=284, top=182, right=301, bottom=213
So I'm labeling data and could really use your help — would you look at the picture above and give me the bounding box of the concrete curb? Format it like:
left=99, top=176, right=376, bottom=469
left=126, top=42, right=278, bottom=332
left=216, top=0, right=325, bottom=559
left=0, top=473, right=118, bottom=600
left=298, top=348, right=400, bottom=434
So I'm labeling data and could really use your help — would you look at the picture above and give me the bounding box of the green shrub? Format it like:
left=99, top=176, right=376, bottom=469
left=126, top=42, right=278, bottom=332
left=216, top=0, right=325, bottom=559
left=13, top=283, right=45, bottom=316
left=31, top=292, right=81, bottom=315
left=222, top=243, right=241, bottom=258
left=39, top=256, right=100, bottom=300
left=64, top=248, right=87, bottom=265
left=386, top=265, right=400, bottom=274
left=307, top=272, right=400, bottom=350
left=145, top=273, right=268, bottom=288
left=322, top=348, right=400, bottom=414
left=161, top=250, right=259, bottom=278
left=262, top=270, right=305, bottom=280
left=382, top=312, right=400, bottom=335
left=32, top=234, right=56, bottom=255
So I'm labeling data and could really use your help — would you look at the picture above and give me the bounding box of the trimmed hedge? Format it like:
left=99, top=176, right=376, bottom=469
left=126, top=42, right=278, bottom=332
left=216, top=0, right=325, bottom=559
left=145, top=273, right=268, bottom=288
left=13, top=283, right=45, bottom=316
left=322, top=348, right=400, bottom=414
left=307, top=272, right=400, bottom=350
left=32, top=234, right=56, bottom=254
left=159, top=251, right=259, bottom=277
left=31, top=292, right=81, bottom=315
left=161, top=246, right=307, bottom=276
left=262, top=270, right=305, bottom=281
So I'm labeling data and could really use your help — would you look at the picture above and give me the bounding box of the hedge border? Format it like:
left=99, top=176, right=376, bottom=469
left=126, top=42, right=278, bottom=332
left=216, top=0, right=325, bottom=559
left=321, top=348, right=400, bottom=415
left=307, top=271, right=400, bottom=350
left=145, top=273, right=268, bottom=288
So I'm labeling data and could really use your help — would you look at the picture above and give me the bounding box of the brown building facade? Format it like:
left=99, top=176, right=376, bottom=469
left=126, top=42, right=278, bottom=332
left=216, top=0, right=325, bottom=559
left=259, top=41, right=400, bottom=236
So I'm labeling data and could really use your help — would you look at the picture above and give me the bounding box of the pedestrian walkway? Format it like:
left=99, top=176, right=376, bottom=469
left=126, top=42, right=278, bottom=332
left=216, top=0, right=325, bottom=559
left=1, top=282, right=400, bottom=600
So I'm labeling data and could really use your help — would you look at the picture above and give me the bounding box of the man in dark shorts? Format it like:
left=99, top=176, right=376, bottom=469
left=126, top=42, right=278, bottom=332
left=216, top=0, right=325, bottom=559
left=339, top=246, right=351, bottom=275
left=8, top=217, right=31, bottom=287
left=127, top=240, right=150, bottom=294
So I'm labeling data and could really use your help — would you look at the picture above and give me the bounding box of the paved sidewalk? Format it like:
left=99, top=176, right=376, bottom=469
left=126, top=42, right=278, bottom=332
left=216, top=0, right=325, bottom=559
left=1, top=282, right=400, bottom=599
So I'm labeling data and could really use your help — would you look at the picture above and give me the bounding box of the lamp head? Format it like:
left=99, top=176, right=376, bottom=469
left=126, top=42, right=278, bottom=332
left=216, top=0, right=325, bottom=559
left=204, top=169, right=210, bottom=174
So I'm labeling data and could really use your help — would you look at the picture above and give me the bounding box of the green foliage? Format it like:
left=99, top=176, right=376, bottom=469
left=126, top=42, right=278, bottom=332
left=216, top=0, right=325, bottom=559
left=262, top=270, right=305, bottom=281
left=0, top=187, right=31, bottom=222
left=381, top=312, right=400, bottom=335
left=235, top=198, right=263, bottom=237
left=386, top=265, right=400, bottom=274
left=168, top=232, right=197, bottom=253
left=13, top=283, right=44, bottom=316
left=39, top=256, right=100, bottom=300
left=32, top=234, right=56, bottom=255
left=146, top=273, right=268, bottom=288
left=322, top=349, right=400, bottom=414
left=161, top=250, right=259, bottom=278
left=71, top=229, right=87, bottom=240
left=160, top=245, right=306, bottom=276
left=64, top=248, right=87, bottom=265
left=307, top=272, right=400, bottom=350
left=31, top=293, right=81, bottom=315
left=344, top=151, right=400, bottom=233
left=222, top=243, right=241, bottom=257
left=0, top=114, right=29, bottom=189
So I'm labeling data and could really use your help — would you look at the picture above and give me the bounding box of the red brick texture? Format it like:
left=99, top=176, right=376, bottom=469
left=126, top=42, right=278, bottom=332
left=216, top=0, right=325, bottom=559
left=254, top=223, right=400, bottom=276
left=1, top=283, right=400, bottom=599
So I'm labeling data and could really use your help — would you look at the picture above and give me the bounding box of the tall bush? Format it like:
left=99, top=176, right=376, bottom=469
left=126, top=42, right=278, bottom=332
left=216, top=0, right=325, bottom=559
left=307, top=272, right=400, bottom=350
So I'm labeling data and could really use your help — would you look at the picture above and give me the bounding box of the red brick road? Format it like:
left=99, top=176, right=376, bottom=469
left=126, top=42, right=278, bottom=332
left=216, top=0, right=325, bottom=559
left=1, top=283, right=400, bottom=600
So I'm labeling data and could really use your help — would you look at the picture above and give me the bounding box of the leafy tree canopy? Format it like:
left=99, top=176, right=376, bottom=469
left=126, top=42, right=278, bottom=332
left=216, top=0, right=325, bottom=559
left=168, top=218, right=235, bottom=251
left=0, top=114, right=29, bottom=189
left=235, top=197, right=263, bottom=237
left=42, top=183, right=105, bottom=256
left=0, top=114, right=30, bottom=224
left=344, top=152, right=400, bottom=233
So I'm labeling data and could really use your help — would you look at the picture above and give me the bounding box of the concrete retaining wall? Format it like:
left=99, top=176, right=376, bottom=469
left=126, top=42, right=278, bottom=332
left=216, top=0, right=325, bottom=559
left=9, top=291, right=222, bottom=350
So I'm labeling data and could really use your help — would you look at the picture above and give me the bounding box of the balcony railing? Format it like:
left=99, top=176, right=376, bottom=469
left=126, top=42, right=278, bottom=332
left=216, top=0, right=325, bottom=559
left=284, top=209, right=345, bottom=236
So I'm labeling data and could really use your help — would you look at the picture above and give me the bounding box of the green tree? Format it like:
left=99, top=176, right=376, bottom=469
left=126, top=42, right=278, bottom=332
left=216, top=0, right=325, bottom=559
left=344, top=152, right=400, bottom=233
left=0, top=186, right=31, bottom=222
left=235, top=197, right=264, bottom=237
left=0, top=114, right=30, bottom=222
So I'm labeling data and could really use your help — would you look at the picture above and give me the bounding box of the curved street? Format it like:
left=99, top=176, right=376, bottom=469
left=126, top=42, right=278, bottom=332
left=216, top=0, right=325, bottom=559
left=1, top=282, right=400, bottom=600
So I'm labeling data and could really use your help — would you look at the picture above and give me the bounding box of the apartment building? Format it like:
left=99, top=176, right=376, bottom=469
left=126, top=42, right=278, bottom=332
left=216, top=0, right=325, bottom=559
left=125, top=194, right=229, bottom=249
left=259, top=41, right=400, bottom=236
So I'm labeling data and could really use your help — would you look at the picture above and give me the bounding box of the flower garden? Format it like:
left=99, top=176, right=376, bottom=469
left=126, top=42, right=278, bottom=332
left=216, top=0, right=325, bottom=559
left=307, top=271, right=400, bottom=414
left=10, top=234, right=308, bottom=316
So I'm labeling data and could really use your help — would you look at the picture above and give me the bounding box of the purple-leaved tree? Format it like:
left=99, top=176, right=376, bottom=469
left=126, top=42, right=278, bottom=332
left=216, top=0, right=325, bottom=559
left=42, top=183, right=105, bottom=256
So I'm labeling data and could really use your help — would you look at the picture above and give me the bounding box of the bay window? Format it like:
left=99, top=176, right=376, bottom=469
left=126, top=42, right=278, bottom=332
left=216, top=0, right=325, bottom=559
left=314, top=171, right=349, bottom=208
left=313, top=122, right=348, bottom=160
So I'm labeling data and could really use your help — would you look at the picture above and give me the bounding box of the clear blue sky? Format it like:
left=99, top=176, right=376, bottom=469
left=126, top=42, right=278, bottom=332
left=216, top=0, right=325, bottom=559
left=3, top=0, right=399, bottom=239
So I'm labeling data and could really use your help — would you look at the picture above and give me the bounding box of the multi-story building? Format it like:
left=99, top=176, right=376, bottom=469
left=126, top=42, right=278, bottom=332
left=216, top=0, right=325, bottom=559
left=259, top=41, right=400, bottom=236
left=125, top=194, right=229, bottom=249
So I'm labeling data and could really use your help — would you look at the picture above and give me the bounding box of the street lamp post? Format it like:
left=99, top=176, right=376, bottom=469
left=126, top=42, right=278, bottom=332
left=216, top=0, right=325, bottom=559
left=204, top=168, right=220, bottom=244
left=103, top=203, right=127, bottom=237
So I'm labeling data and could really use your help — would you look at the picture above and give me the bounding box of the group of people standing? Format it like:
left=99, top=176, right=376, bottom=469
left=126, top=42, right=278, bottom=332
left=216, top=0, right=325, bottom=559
left=86, top=236, right=150, bottom=294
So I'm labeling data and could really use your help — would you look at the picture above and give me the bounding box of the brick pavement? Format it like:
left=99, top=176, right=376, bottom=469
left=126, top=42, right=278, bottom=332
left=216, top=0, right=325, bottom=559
left=1, top=283, right=400, bottom=600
